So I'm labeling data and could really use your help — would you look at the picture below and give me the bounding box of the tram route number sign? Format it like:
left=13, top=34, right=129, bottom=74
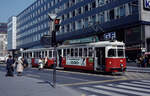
left=66, top=57, right=86, bottom=66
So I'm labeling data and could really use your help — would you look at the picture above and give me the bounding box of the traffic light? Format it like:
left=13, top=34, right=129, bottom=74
left=54, top=19, right=60, bottom=31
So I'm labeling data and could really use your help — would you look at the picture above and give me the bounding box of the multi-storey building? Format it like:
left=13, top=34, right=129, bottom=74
left=7, top=16, right=17, bottom=50
left=16, top=0, right=150, bottom=60
left=0, top=23, right=7, bottom=60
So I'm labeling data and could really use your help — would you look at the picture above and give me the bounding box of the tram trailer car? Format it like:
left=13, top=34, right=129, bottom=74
left=22, top=40, right=126, bottom=73
left=22, top=48, right=55, bottom=68
left=57, top=40, right=126, bottom=73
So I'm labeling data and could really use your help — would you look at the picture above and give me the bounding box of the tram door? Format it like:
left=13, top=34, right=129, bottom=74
left=96, top=47, right=105, bottom=71
left=57, top=49, right=62, bottom=67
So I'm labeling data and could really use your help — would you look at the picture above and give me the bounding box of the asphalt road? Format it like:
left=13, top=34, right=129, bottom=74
left=1, top=65, right=150, bottom=96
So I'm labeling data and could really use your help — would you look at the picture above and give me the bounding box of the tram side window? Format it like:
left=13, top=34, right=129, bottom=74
left=45, top=51, right=47, bottom=57
left=108, top=49, right=116, bottom=57
left=71, top=49, right=74, bottom=56
left=118, top=49, right=124, bottom=57
left=42, top=51, right=44, bottom=58
left=75, top=48, right=78, bottom=57
left=67, top=49, right=70, bottom=56
left=49, top=51, right=52, bottom=57
left=84, top=48, right=87, bottom=57
left=79, top=48, right=82, bottom=56
left=89, top=48, right=93, bottom=57
left=30, top=52, right=32, bottom=58
left=63, top=49, right=66, bottom=57
left=38, top=52, right=41, bottom=58
left=34, top=52, right=36, bottom=58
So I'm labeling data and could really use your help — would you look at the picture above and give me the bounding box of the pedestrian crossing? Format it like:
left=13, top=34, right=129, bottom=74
left=79, top=80, right=150, bottom=96
left=118, top=72, right=150, bottom=80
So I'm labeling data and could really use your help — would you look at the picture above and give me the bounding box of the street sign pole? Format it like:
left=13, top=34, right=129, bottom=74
left=48, top=13, right=57, bottom=88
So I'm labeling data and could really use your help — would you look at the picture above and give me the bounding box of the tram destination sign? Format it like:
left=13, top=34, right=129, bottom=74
left=144, top=0, right=150, bottom=10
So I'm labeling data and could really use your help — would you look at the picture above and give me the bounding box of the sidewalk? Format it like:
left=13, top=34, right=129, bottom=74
left=0, top=71, right=82, bottom=96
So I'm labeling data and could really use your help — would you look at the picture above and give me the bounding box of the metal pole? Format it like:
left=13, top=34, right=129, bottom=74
left=52, top=23, right=56, bottom=88
left=53, top=45, right=56, bottom=88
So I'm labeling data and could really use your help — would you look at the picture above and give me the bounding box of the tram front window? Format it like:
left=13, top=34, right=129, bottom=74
left=108, top=49, right=116, bottom=57
left=118, top=49, right=124, bottom=57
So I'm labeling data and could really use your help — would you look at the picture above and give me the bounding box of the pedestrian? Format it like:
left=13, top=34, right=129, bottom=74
left=6, top=55, right=14, bottom=77
left=59, top=54, right=62, bottom=67
left=16, top=57, right=24, bottom=76
left=44, top=56, right=48, bottom=67
left=38, top=57, right=43, bottom=70
left=143, top=55, right=148, bottom=67
left=137, top=56, right=142, bottom=67
left=23, top=57, right=28, bottom=68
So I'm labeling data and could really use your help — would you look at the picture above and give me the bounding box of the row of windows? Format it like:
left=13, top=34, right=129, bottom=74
left=23, top=47, right=94, bottom=58
left=23, top=50, right=54, bottom=58
left=57, top=1, right=137, bottom=35
left=17, top=0, right=138, bottom=48
left=17, top=0, right=118, bottom=31
left=17, top=21, right=49, bottom=39
left=17, top=31, right=49, bottom=46
left=59, top=47, right=94, bottom=57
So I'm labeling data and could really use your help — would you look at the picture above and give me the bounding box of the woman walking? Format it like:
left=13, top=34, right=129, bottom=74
left=16, top=57, right=24, bottom=76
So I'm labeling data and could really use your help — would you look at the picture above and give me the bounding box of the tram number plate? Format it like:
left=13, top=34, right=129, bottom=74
left=66, top=58, right=86, bottom=66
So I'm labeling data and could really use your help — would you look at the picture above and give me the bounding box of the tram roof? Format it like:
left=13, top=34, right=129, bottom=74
left=22, top=47, right=54, bottom=52
left=58, top=40, right=125, bottom=48
left=22, top=41, right=124, bottom=52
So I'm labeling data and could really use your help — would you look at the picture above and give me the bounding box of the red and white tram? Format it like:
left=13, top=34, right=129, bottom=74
left=22, top=40, right=126, bottom=73
left=57, top=40, right=126, bottom=73
left=22, top=48, right=55, bottom=68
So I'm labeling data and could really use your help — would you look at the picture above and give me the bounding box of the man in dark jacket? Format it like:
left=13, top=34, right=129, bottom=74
left=6, top=55, right=14, bottom=76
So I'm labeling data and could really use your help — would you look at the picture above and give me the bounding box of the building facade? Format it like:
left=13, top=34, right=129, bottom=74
left=7, top=16, right=17, bottom=50
left=0, top=23, right=7, bottom=58
left=16, top=0, right=150, bottom=60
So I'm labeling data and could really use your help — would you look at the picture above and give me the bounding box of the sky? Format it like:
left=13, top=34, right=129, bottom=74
left=0, top=0, right=36, bottom=23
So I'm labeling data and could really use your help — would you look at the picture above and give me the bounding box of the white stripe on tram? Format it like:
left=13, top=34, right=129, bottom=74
left=120, top=83, right=150, bottom=89
left=80, top=87, right=127, bottom=96
left=107, top=84, right=150, bottom=93
left=95, top=85, right=150, bottom=96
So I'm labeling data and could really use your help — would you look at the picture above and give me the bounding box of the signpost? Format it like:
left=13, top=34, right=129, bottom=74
left=48, top=13, right=60, bottom=88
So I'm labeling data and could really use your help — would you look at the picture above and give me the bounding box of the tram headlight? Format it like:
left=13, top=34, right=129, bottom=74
left=120, top=60, right=123, bottom=62
left=109, top=61, right=112, bottom=65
